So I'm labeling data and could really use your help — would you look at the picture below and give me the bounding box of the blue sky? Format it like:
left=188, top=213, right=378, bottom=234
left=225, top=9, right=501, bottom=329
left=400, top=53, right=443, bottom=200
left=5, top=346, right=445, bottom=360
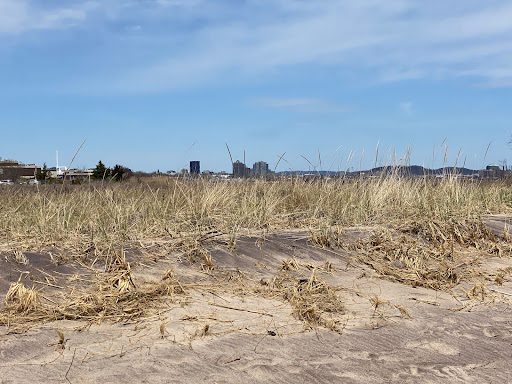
left=1, top=0, right=512, bottom=172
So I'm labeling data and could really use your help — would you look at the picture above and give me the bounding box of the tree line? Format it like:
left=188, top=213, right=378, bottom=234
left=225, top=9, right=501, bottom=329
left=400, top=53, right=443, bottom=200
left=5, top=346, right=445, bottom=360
left=36, top=161, right=132, bottom=182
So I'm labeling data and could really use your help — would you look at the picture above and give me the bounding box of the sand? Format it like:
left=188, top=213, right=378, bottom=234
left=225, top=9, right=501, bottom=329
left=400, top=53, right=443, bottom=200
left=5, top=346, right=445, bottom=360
left=1, top=221, right=512, bottom=383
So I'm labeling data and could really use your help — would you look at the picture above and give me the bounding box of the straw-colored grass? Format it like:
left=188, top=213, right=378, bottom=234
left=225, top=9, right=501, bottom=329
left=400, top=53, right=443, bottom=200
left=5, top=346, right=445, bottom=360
left=5, top=281, right=39, bottom=313
left=350, top=219, right=509, bottom=290
left=1, top=177, right=512, bottom=255
left=1, top=176, right=512, bottom=329
left=269, top=270, right=344, bottom=332
left=0, top=268, right=185, bottom=328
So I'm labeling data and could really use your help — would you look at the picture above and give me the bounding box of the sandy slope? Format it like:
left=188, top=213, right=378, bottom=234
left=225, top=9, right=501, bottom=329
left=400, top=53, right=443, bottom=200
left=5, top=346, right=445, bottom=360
left=1, top=223, right=512, bottom=383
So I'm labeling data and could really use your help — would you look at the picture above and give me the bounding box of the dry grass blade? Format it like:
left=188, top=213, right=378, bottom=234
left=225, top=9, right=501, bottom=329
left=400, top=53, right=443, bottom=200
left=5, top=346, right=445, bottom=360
left=104, top=249, right=136, bottom=293
left=394, top=305, right=412, bottom=319
left=282, top=257, right=300, bottom=271
left=160, top=318, right=169, bottom=338
left=58, top=329, right=65, bottom=345
left=162, top=268, right=175, bottom=280
left=201, top=254, right=214, bottom=271
left=12, top=249, right=28, bottom=265
left=369, top=296, right=388, bottom=311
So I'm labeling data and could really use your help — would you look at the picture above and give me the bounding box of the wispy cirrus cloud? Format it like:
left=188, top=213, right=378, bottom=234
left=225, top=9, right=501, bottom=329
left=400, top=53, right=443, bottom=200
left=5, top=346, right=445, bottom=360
left=0, top=0, right=27, bottom=34
left=248, top=97, right=354, bottom=113
left=474, top=79, right=512, bottom=88
left=249, top=98, right=324, bottom=108
left=400, top=101, right=414, bottom=115
left=2, top=0, right=512, bottom=92
left=0, top=0, right=98, bottom=34
left=107, top=1, right=512, bottom=92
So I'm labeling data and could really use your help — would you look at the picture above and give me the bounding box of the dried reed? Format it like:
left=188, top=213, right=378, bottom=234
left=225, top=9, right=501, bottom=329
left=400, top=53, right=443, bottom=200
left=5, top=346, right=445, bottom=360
left=350, top=219, right=511, bottom=289
left=1, top=176, right=512, bottom=330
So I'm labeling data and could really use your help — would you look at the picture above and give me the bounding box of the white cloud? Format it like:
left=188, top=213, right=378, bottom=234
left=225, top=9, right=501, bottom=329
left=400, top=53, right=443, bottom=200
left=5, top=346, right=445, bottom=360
left=474, top=79, right=512, bottom=88
left=380, top=69, right=425, bottom=83
left=249, top=98, right=323, bottom=108
left=118, top=0, right=512, bottom=91
left=0, top=0, right=98, bottom=34
left=155, top=0, right=204, bottom=7
left=0, top=0, right=28, bottom=34
left=248, top=97, right=354, bottom=114
left=400, top=102, right=413, bottom=115
left=36, top=5, right=93, bottom=30
left=4, top=0, right=512, bottom=92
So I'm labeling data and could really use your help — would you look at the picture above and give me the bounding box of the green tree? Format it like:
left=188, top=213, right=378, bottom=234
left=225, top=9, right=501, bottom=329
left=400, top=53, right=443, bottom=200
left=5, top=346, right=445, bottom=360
left=35, top=163, right=50, bottom=181
left=111, top=164, right=130, bottom=181
left=92, top=160, right=111, bottom=180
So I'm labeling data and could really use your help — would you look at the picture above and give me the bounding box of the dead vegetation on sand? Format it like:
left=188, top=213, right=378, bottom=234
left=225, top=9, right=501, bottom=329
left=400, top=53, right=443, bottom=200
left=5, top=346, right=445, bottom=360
left=0, top=249, right=185, bottom=330
left=267, top=270, right=344, bottom=332
left=349, top=219, right=512, bottom=290
left=1, top=176, right=512, bottom=331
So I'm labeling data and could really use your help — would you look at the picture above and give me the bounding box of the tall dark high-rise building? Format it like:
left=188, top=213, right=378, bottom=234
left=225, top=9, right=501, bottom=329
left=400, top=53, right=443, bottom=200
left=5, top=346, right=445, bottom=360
left=190, top=161, right=200, bottom=175
left=233, top=160, right=250, bottom=177
left=252, top=161, right=269, bottom=177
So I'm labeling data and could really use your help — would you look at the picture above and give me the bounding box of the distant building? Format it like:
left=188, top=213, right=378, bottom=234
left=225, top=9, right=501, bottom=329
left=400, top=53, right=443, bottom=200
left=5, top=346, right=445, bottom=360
left=486, top=164, right=501, bottom=172
left=48, top=166, right=69, bottom=179
left=252, top=161, right=269, bottom=177
left=233, top=160, right=250, bottom=177
left=190, top=161, right=200, bottom=175
left=216, top=171, right=230, bottom=179
left=45, top=167, right=93, bottom=180
left=64, top=169, right=94, bottom=181
left=0, top=160, right=40, bottom=182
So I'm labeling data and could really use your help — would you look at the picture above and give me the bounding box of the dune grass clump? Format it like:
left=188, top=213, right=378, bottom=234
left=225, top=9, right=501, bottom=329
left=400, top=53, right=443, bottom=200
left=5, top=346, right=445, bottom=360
left=271, top=271, right=344, bottom=332
left=5, top=281, right=39, bottom=313
left=0, top=275, right=185, bottom=329
left=350, top=218, right=511, bottom=289
left=0, top=250, right=185, bottom=328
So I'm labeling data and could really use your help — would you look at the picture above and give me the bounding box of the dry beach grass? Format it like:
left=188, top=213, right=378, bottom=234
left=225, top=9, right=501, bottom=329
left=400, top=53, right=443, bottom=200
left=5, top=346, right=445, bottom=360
left=2, top=175, right=512, bottom=250
left=1, top=175, right=512, bottom=330
left=3, top=176, right=512, bottom=382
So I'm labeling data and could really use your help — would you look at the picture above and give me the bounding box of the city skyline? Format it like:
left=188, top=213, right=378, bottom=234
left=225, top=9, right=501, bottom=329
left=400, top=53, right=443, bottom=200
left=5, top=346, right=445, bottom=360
left=1, top=154, right=506, bottom=179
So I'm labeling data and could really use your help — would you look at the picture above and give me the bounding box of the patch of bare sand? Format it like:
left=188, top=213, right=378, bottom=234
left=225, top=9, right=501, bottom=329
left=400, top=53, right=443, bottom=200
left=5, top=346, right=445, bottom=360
left=1, top=222, right=512, bottom=383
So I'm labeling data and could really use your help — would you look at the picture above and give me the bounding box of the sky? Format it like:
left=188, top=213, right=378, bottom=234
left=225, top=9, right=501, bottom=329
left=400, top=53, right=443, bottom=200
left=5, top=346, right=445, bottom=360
left=1, top=0, right=512, bottom=173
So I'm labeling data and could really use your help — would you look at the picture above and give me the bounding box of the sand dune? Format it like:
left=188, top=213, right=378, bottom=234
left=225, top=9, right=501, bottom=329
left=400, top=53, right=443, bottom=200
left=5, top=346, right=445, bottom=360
left=1, top=223, right=512, bottom=383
